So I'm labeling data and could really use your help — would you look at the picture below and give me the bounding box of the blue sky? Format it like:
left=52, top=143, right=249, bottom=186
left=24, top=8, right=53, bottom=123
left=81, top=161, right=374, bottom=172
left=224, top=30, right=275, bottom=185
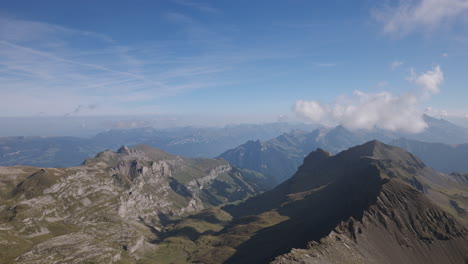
left=1, top=0, right=468, bottom=128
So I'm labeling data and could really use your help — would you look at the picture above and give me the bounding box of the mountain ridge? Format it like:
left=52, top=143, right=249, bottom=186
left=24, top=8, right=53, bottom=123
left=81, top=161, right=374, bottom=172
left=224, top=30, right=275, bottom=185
left=0, top=123, right=316, bottom=168
left=146, top=140, right=468, bottom=264
left=220, top=116, right=468, bottom=183
left=223, top=141, right=468, bottom=263
left=0, top=144, right=275, bottom=263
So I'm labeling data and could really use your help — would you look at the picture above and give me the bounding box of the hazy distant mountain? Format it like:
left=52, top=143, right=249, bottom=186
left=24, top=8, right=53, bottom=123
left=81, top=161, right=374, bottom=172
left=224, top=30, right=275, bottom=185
left=0, top=145, right=274, bottom=263
left=0, top=122, right=315, bottom=167
left=0, top=136, right=101, bottom=167
left=218, top=127, right=391, bottom=183
left=391, top=138, right=468, bottom=173
left=220, top=115, right=468, bottom=182
left=219, top=130, right=319, bottom=183
left=403, top=114, right=468, bottom=144
left=150, top=141, right=468, bottom=263
left=95, top=123, right=316, bottom=158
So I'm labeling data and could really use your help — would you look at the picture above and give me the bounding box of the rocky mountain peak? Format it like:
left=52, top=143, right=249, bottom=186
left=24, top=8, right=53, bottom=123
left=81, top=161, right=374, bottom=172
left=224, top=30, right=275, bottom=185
left=303, top=148, right=333, bottom=164
left=220, top=140, right=468, bottom=264
left=117, top=145, right=133, bottom=154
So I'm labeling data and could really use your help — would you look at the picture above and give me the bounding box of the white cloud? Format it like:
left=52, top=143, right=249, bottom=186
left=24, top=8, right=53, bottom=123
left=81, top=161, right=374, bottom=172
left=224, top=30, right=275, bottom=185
left=390, top=60, right=403, bottom=70
left=374, top=0, right=468, bottom=35
left=294, top=100, right=328, bottom=123
left=294, top=66, right=444, bottom=133
left=411, top=65, right=444, bottom=95
left=294, top=92, right=426, bottom=133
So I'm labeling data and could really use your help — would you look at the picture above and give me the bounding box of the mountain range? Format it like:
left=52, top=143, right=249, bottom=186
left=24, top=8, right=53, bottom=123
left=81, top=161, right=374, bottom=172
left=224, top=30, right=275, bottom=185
left=391, top=138, right=468, bottom=173
left=220, top=115, right=468, bottom=182
left=1, top=141, right=466, bottom=263
left=139, top=141, right=468, bottom=263
left=3, top=115, right=468, bottom=173
left=0, top=123, right=314, bottom=168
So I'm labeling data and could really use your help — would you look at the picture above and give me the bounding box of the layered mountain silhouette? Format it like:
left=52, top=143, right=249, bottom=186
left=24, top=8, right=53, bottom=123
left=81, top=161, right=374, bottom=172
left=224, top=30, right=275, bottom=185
left=220, top=115, right=468, bottom=183
left=391, top=138, right=468, bottom=173
left=2, top=115, right=468, bottom=170
left=0, top=123, right=314, bottom=168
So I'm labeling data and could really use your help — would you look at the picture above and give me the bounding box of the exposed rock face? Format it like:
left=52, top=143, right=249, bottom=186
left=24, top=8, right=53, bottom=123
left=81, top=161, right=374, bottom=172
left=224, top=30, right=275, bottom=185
left=271, top=179, right=468, bottom=264
left=0, top=145, right=273, bottom=263
left=263, top=141, right=468, bottom=264
left=153, top=141, right=467, bottom=264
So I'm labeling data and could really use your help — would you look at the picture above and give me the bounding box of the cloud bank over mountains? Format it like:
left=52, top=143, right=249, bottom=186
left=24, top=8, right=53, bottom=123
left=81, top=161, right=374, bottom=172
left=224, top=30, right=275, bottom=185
left=294, top=66, right=444, bottom=133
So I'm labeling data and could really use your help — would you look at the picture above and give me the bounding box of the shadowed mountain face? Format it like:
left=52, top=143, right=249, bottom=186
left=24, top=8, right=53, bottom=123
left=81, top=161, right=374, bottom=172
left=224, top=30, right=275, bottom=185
left=221, top=141, right=468, bottom=263
left=219, top=130, right=321, bottom=183
left=145, top=141, right=468, bottom=264
left=220, top=115, right=468, bottom=183
left=0, top=145, right=274, bottom=263
left=271, top=179, right=467, bottom=264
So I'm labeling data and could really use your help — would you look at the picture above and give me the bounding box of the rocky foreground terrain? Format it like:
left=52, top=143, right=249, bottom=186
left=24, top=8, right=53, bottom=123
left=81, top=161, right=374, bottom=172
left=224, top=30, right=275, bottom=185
left=0, top=141, right=467, bottom=264
left=0, top=145, right=273, bottom=263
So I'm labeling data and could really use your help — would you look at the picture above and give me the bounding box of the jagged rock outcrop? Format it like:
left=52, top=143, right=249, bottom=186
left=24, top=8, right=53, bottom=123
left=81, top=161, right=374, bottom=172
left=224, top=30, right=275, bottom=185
left=271, top=178, right=467, bottom=264
left=151, top=141, right=467, bottom=264
left=0, top=145, right=273, bottom=263
left=262, top=141, right=468, bottom=264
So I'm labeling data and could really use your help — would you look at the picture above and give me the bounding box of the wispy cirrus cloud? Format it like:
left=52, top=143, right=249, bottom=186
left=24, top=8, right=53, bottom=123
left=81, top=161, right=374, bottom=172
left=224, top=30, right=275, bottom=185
left=0, top=16, right=281, bottom=116
left=373, top=0, right=468, bottom=35
left=0, top=16, right=115, bottom=45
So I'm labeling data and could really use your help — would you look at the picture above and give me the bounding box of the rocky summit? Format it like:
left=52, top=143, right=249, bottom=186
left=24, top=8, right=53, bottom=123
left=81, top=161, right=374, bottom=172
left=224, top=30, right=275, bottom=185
left=0, top=145, right=273, bottom=263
